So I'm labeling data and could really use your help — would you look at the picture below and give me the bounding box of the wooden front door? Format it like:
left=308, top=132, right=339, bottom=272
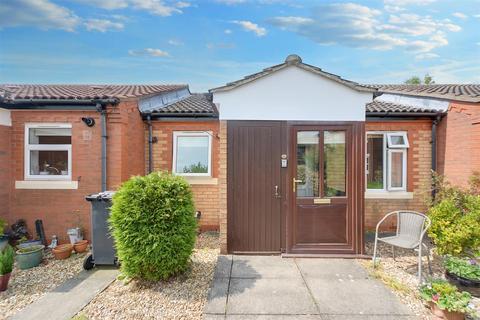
left=288, top=123, right=365, bottom=255
left=227, top=121, right=284, bottom=253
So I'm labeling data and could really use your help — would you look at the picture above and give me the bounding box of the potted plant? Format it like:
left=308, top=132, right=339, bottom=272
left=52, top=244, right=73, bottom=260
left=0, top=245, right=14, bottom=291
left=0, top=218, right=8, bottom=251
left=444, top=256, right=480, bottom=297
left=419, top=279, right=476, bottom=320
left=15, top=244, right=44, bottom=270
left=73, top=240, right=89, bottom=253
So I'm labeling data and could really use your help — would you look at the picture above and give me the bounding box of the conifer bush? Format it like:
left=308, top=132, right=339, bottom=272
left=109, top=171, right=197, bottom=280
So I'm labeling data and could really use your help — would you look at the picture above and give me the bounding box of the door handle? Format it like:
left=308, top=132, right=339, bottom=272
left=274, top=185, right=281, bottom=198
left=292, top=178, right=302, bottom=193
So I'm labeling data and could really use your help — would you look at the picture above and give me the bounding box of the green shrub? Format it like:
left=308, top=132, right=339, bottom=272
left=109, top=171, right=197, bottom=281
left=419, top=279, right=474, bottom=314
left=444, top=256, right=480, bottom=281
left=0, top=245, right=14, bottom=275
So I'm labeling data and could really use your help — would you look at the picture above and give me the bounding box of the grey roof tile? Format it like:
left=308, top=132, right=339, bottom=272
left=366, top=100, right=442, bottom=114
left=372, top=84, right=480, bottom=103
left=151, top=93, right=217, bottom=115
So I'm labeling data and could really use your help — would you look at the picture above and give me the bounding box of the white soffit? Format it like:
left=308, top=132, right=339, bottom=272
left=213, top=65, right=372, bottom=121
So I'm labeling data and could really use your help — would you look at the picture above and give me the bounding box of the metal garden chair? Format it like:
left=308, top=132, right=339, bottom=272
left=372, top=210, right=432, bottom=282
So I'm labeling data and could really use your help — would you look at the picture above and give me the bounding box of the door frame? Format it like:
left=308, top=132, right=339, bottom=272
left=285, top=121, right=365, bottom=255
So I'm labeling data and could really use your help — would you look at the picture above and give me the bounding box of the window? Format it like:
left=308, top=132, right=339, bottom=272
left=173, top=131, right=212, bottom=176
left=25, top=124, right=72, bottom=180
left=366, top=132, right=408, bottom=191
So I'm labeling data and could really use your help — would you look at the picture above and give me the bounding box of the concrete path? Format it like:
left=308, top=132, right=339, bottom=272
left=204, top=256, right=416, bottom=320
left=10, top=267, right=118, bottom=320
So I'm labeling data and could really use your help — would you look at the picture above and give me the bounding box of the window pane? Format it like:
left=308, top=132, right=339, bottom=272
left=29, top=128, right=71, bottom=144
left=175, top=136, right=209, bottom=174
left=296, top=131, right=319, bottom=197
left=390, top=135, right=405, bottom=145
left=30, top=150, right=68, bottom=175
left=367, top=134, right=384, bottom=189
left=324, top=131, right=346, bottom=197
left=391, top=152, right=403, bottom=188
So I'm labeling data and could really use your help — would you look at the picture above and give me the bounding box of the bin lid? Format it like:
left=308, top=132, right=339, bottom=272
left=86, top=191, right=115, bottom=201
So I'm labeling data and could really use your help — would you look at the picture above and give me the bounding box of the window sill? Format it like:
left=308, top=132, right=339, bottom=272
left=182, top=176, right=218, bottom=185
left=15, top=180, right=78, bottom=190
left=365, top=191, right=413, bottom=199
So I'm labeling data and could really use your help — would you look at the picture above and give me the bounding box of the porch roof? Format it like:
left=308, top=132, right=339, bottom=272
left=366, top=100, right=443, bottom=115
left=373, top=84, right=480, bottom=103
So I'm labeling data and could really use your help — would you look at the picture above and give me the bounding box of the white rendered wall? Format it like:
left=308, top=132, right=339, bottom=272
left=0, top=108, right=11, bottom=126
left=213, top=65, right=372, bottom=121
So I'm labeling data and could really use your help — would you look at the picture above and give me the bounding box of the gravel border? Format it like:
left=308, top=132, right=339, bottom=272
left=78, top=232, right=220, bottom=320
left=0, top=248, right=88, bottom=320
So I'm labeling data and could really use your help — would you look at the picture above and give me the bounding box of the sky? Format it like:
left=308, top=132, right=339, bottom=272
left=0, top=0, right=479, bottom=92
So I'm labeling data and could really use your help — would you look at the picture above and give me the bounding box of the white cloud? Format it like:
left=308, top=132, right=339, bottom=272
left=452, top=12, right=468, bottom=19
left=224, top=29, right=232, bottom=34
left=384, top=0, right=436, bottom=6
left=84, top=19, right=124, bottom=32
left=74, top=0, right=129, bottom=10
left=232, top=20, right=267, bottom=36
left=474, top=14, right=480, bottom=19
left=269, top=3, right=460, bottom=52
left=0, top=0, right=80, bottom=31
left=415, top=52, right=439, bottom=60
left=128, top=48, right=170, bottom=57
left=175, top=1, right=191, bottom=8
left=75, top=0, right=188, bottom=16
left=168, top=39, right=183, bottom=46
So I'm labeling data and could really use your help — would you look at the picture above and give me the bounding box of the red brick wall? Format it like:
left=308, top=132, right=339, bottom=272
left=365, top=120, right=432, bottom=230
left=149, top=121, right=220, bottom=231
left=0, top=124, right=12, bottom=224
left=437, top=102, right=480, bottom=188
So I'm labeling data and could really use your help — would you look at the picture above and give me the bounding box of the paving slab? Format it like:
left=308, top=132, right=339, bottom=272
left=296, top=259, right=369, bottom=280
left=10, top=267, right=118, bottom=320
left=214, top=255, right=233, bottom=279
left=205, top=276, right=230, bottom=314
left=305, top=277, right=412, bottom=316
left=322, top=315, right=418, bottom=320
left=231, top=255, right=300, bottom=279
left=225, top=315, right=323, bottom=319
left=227, top=277, right=318, bottom=315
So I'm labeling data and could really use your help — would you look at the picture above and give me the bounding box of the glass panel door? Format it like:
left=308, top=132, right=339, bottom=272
left=324, top=131, right=346, bottom=197
left=296, top=131, right=319, bottom=197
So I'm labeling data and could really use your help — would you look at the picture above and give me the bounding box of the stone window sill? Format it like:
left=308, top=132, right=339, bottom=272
left=365, top=191, right=413, bottom=200
left=182, top=176, right=218, bottom=185
left=15, top=180, right=78, bottom=190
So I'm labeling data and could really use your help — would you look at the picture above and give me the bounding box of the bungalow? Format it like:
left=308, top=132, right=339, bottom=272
left=0, top=55, right=478, bottom=256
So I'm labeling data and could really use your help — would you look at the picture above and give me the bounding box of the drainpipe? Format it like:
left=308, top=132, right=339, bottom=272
left=147, top=113, right=153, bottom=173
left=431, top=113, right=442, bottom=199
left=96, top=103, right=108, bottom=192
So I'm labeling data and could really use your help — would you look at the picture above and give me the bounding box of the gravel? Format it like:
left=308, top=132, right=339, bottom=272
left=359, top=238, right=480, bottom=320
left=79, top=232, right=220, bottom=320
left=0, top=248, right=88, bottom=320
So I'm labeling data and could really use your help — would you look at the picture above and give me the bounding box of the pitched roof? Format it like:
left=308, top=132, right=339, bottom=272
left=210, top=54, right=375, bottom=93
left=366, top=100, right=442, bottom=115
left=149, top=93, right=217, bottom=115
left=374, top=84, right=480, bottom=103
left=0, top=84, right=187, bottom=101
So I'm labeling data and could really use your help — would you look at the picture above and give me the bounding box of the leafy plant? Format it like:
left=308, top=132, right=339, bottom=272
left=419, top=279, right=474, bottom=314
left=444, top=256, right=480, bottom=281
left=428, top=173, right=480, bottom=256
left=0, top=218, right=6, bottom=234
left=109, top=171, right=197, bottom=281
left=0, top=245, right=14, bottom=275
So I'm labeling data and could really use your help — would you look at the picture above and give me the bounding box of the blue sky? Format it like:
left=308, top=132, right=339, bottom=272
left=0, top=0, right=479, bottom=91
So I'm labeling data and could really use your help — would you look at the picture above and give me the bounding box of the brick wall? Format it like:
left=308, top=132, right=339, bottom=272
left=437, top=102, right=480, bottom=188
left=365, top=120, right=432, bottom=231
left=0, top=124, right=12, bottom=224
left=148, top=120, right=220, bottom=231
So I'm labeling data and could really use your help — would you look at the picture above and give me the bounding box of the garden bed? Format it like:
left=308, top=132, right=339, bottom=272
left=359, top=238, right=480, bottom=319
left=0, top=249, right=88, bottom=320
left=78, top=232, right=219, bottom=320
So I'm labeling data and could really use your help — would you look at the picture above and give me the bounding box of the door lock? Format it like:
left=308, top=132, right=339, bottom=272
left=274, top=185, right=281, bottom=198
left=292, top=178, right=302, bottom=192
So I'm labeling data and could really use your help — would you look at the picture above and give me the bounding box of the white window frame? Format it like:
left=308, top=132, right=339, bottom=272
left=172, top=131, right=212, bottom=177
left=386, top=132, right=409, bottom=148
left=24, top=123, right=72, bottom=181
left=366, top=131, right=408, bottom=192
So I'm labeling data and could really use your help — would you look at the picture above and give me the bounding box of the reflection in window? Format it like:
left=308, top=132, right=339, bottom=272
left=324, top=131, right=346, bottom=197
left=296, top=131, right=319, bottom=197
left=173, top=132, right=211, bottom=176
left=389, top=150, right=404, bottom=188
left=30, top=150, right=69, bottom=176
left=366, top=134, right=384, bottom=189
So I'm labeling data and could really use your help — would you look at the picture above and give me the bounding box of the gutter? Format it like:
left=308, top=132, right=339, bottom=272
left=147, top=112, right=218, bottom=119
left=366, top=111, right=441, bottom=118
left=146, top=113, right=153, bottom=174
left=0, top=98, right=118, bottom=109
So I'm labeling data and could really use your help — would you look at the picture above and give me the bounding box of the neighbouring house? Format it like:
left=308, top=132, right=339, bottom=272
left=0, top=55, right=479, bottom=256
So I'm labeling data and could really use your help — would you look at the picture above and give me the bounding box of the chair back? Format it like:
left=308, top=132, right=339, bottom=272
left=397, top=211, right=430, bottom=241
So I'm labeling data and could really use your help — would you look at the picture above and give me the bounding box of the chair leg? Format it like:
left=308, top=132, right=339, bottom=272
left=373, top=234, right=379, bottom=268
left=423, top=242, right=432, bottom=275
left=417, top=244, right=423, bottom=283
left=392, top=245, right=395, bottom=261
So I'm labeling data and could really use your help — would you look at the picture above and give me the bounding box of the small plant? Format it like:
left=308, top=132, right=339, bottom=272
left=0, top=218, right=6, bottom=234
left=0, top=245, right=14, bottom=276
left=110, top=171, right=197, bottom=281
left=419, top=279, right=475, bottom=315
left=445, top=256, right=480, bottom=281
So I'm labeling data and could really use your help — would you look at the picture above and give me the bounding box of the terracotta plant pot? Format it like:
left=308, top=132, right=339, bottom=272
left=73, top=240, right=89, bottom=253
left=52, top=244, right=73, bottom=260
left=0, top=273, right=11, bottom=292
left=428, top=302, right=465, bottom=320
left=446, top=271, right=480, bottom=297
